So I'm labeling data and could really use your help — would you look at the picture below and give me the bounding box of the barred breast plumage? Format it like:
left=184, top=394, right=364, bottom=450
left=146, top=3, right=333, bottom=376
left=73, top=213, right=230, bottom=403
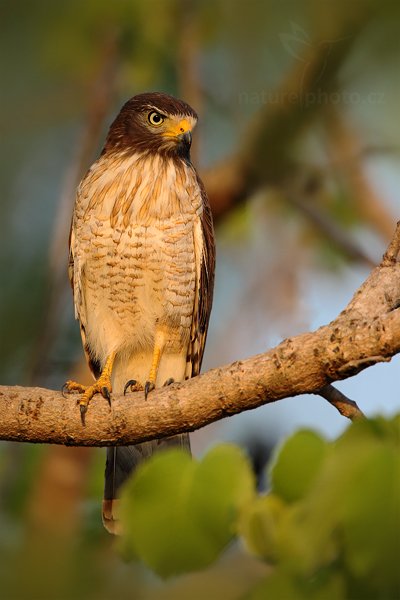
left=72, top=150, right=203, bottom=389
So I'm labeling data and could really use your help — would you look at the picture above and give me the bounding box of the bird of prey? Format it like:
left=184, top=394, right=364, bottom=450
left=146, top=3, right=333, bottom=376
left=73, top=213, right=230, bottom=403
left=64, top=92, right=215, bottom=534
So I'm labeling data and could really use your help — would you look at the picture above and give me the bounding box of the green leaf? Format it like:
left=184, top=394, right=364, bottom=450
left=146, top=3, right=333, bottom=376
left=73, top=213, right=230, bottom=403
left=119, top=444, right=255, bottom=577
left=239, top=492, right=337, bottom=576
left=340, top=446, right=400, bottom=593
left=338, top=413, right=400, bottom=448
left=245, top=571, right=304, bottom=600
left=241, top=414, right=400, bottom=589
left=270, top=430, right=328, bottom=502
left=245, top=569, right=346, bottom=600
left=238, top=494, right=287, bottom=562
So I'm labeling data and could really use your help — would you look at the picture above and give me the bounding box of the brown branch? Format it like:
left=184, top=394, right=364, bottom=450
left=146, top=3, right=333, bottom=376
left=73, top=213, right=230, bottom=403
left=382, top=221, right=400, bottom=266
left=316, top=384, right=365, bottom=420
left=0, top=224, right=399, bottom=446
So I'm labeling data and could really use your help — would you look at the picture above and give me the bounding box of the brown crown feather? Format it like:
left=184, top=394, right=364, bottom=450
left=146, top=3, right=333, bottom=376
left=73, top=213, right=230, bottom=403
left=103, top=92, right=198, bottom=157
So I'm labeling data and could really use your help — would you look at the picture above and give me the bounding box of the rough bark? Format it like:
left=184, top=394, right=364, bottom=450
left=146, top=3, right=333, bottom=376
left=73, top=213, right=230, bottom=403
left=0, top=223, right=399, bottom=447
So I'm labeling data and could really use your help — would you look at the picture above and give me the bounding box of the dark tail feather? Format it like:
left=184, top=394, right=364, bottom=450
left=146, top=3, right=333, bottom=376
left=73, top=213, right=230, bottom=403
left=102, top=434, right=191, bottom=534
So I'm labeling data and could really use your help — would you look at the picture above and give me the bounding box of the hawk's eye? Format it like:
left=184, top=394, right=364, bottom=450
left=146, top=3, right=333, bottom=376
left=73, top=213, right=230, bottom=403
left=148, top=111, right=164, bottom=126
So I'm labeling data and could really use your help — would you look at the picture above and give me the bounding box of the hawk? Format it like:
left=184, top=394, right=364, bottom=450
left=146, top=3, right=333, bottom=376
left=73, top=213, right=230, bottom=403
left=64, top=92, right=215, bottom=534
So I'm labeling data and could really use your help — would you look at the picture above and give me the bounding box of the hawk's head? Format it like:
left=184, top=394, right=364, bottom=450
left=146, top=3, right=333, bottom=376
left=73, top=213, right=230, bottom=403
left=103, top=92, right=198, bottom=160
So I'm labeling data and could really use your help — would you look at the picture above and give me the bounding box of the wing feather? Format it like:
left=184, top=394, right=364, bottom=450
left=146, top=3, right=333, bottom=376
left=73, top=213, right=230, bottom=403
left=185, top=175, right=215, bottom=379
left=68, top=195, right=101, bottom=379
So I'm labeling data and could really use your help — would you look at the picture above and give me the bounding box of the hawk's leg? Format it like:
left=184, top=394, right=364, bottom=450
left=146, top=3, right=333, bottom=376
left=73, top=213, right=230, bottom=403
left=144, top=331, right=167, bottom=399
left=123, top=331, right=168, bottom=399
left=64, top=352, right=116, bottom=423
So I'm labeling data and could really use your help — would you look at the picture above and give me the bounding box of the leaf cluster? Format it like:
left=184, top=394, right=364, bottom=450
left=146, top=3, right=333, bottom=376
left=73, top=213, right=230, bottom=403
left=120, top=415, right=400, bottom=599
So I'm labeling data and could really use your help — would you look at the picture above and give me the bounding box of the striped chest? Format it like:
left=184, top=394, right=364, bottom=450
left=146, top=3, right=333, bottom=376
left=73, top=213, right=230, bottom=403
left=71, top=151, right=203, bottom=357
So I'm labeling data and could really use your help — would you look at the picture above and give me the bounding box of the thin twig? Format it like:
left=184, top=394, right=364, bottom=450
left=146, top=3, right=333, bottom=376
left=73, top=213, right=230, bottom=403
left=317, top=384, right=365, bottom=420
left=381, top=221, right=400, bottom=266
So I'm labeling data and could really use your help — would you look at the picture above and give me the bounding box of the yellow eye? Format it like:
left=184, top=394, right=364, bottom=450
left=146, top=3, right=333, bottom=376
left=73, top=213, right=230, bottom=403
left=148, top=111, right=164, bottom=126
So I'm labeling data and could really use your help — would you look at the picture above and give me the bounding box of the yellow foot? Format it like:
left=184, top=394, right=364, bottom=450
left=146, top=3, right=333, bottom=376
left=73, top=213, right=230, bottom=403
left=64, top=376, right=112, bottom=424
left=63, top=380, right=87, bottom=395
left=63, top=352, right=116, bottom=424
left=123, top=379, right=144, bottom=395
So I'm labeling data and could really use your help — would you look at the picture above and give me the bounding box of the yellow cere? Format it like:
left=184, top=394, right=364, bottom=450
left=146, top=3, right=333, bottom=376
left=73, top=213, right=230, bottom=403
left=163, top=118, right=192, bottom=137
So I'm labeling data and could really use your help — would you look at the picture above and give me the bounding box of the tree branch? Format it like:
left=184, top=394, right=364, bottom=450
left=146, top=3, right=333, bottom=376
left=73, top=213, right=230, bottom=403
left=316, top=384, right=365, bottom=420
left=0, top=223, right=399, bottom=446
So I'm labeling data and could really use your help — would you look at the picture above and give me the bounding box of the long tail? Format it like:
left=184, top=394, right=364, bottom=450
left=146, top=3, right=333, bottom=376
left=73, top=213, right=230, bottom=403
left=102, top=351, right=191, bottom=534
left=102, top=435, right=191, bottom=534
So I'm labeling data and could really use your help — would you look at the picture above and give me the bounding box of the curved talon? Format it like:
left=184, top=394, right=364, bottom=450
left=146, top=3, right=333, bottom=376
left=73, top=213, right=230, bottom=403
left=61, top=382, right=70, bottom=399
left=124, top=379, right=136, bottom=395
left=124, top=379, right=144, bottom=395
left=144, top=381, right=155, bottom=400
left=101, top=386, right=111, bottom=405
left=80, top=403, right=87, bottom=425
left=163, top=378, right=175, bottom=387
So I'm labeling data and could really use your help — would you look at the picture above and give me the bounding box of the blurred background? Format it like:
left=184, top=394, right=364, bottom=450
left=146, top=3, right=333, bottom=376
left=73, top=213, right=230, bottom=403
left=0, top=0, right=399, bottom=597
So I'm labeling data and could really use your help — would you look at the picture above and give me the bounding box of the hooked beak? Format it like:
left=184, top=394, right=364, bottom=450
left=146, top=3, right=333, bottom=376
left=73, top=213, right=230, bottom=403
left=162, top=118, right=194, bottom=156
left=178, top=130, right=192, bottom=149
